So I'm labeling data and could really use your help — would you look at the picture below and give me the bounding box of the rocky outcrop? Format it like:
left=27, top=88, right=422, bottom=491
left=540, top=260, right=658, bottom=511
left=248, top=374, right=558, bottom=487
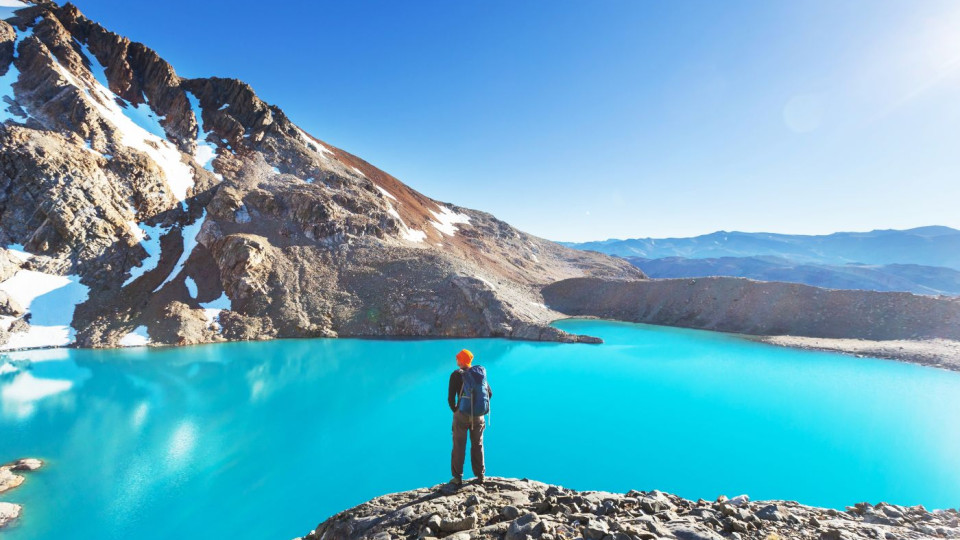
left=0, top=457, right=43, bottom=530
left=0, top=1, right=643, bottom=350
left=542, top=277, right=960, bottom=341
left=299, top=477, right=960, bottom=540
left=0, top=502, right=19, bottom=530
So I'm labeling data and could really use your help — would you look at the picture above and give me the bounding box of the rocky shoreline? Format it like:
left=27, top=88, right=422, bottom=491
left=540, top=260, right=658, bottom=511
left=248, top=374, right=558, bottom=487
left=0, top=458, right=42, bottom=529
left=298, top=477, right=960, bottom=540
left=751, top=336, right=960, bottom=373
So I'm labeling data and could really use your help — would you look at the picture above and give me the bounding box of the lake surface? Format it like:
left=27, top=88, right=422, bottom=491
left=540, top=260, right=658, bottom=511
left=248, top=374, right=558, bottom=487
left=2, top=319, right=959, bottom=539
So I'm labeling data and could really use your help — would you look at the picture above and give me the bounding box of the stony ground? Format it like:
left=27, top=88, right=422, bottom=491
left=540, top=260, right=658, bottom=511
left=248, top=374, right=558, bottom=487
left=299, top=477, right=960, bottom=540
left=754, top=336, right=960, bottom=372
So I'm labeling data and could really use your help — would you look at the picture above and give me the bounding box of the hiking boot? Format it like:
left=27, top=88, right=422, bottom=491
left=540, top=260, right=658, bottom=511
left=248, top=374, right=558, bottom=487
left=473, top=475, right=485, bottom=485
left=449, top=476, right=462, bottom=486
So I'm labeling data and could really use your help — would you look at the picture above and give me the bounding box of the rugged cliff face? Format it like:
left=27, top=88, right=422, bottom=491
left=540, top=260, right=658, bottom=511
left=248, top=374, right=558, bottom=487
left=0, top=1, right=643, bottom=350
left=299, top=477, right=960, bottom=540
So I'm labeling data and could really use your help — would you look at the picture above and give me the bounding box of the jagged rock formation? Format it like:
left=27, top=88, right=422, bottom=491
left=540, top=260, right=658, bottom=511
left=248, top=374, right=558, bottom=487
left=0, top=1, right=642, bottom=350
left=542, top=277, right=960, bottom=341
left=298, top=477, right=960, bottom=540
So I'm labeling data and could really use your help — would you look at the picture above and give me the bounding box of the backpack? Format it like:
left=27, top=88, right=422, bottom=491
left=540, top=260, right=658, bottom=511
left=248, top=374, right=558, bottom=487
left=458, top=365, right=490, bottom=416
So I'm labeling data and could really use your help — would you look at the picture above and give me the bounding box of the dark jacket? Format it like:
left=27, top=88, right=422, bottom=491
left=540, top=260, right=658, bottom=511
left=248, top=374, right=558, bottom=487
left=448, top=368, right=492, bottom=413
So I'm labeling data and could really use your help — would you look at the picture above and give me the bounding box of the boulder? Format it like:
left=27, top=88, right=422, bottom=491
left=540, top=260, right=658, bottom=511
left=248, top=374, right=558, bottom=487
left=501, top=505, right=521, bottom=520
left=0, top=290, right=24, bottom=316
left=0, top=502, right=22, bottom=529
left=11, top=458, right=42, bottom=471
left=669, top=524, right=727, bottom=540
left=639, top=491, right=676, bottom=514
left=438, top=514, right=477, bottom=533
left=0, top=467, right=23, bottom=494
left=505, top=512, right=544, bottom=540
left=756, top=504, right=788, bottom=522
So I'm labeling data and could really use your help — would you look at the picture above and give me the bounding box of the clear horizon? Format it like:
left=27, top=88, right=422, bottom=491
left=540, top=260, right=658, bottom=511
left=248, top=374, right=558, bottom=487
left=68, top=0, right=960, bottom=241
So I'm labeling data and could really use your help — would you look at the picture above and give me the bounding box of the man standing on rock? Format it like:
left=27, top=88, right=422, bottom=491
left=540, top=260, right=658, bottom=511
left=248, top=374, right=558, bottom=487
left=448, top=349, right=492, bottom=486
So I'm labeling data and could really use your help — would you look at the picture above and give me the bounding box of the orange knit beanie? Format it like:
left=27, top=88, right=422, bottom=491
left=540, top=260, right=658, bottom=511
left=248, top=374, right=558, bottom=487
left=456, top=349, right=473, bottom=368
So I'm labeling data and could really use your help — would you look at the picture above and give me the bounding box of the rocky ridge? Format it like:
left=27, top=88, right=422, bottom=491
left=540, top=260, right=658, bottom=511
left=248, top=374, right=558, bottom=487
left=541, top=277, right=960, bottom=368
left=541, top=277, right=960, bottom=341
left=0, top=0, right=642, bottom=350
left=299, top=477, right=960, bottom=540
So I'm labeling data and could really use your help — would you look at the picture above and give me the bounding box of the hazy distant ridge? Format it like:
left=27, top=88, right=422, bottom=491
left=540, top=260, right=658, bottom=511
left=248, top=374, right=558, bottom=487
left=627, top=256, right=960, bottom=296
left=563, top=226, right=960, bottom=270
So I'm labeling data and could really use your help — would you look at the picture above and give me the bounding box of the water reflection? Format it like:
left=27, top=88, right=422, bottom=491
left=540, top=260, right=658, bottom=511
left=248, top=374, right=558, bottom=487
left=0, top=348, right=91, bottom=421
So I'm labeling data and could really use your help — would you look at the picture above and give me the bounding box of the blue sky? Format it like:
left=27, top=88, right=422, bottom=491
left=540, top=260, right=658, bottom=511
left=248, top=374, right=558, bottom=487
left=71, top=1, right=960, bottom=241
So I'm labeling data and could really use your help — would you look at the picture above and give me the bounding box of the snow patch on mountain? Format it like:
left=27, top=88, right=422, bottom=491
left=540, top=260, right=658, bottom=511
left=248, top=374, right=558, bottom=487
left=200, top=292, right=230, bottom=311
left=0, top=270, right=90, bottom=350
left=401, top=228, right=427, bottom=243
left=0, top=26, right=34, bottom=123
left=123, top=222, right=169, bottom=286
left=153, top=211, right=206, bottom=292
left=185, top=90, right=221, bottom=179
left=75, top=38, right=109, bottom=88
left=0, top=1, right=28, bottom=21
left=3, top=244, right=31, bottom=263
left=118, top=326, right=150, bottom=347
left=295, top=125, right=333, bottom=156
left=375, top=185, right=396, bottom=201
left=184, top=276, right=198, bottom=298
left=122, top=101, right=166, bottom=139
left=52, top=43, right=196, bottom=201
left=375, top=188, right=426, bottom=243
left=125, top=219, right=143, bottom=242
left=200, top=292, right=231, bottom=331
left=430, top=205, right=470, bottom=236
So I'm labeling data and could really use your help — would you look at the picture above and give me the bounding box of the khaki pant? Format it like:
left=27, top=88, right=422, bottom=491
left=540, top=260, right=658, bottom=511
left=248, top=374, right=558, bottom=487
left=451, top=410, right=485, bottom=480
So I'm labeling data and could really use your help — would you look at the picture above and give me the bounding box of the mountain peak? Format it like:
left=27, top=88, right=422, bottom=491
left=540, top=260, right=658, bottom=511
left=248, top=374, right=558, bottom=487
left=0, top=0, right=641, bottom=351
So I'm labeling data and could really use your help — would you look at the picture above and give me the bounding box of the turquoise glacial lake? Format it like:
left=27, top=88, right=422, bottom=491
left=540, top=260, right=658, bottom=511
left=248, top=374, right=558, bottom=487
left=2, top=319, right=960, bottom=539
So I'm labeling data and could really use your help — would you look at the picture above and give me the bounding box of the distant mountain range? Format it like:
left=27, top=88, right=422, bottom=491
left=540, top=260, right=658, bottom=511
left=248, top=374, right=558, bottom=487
left=563, top=227, right=960, bottom=296
left=625, top=256, right=960, bottom=296
left=563, top=226, right=960, bottom=270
